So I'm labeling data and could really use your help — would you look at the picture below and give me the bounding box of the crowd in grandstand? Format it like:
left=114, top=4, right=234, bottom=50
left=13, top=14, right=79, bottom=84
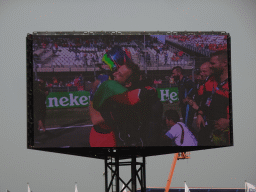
left=166, top=35, right=227, bottom=58
left=168, top=35, right=227, bottom=51
left=33, top=35, right=197, bottom=69
left=42, top=74, right=87, bottom=91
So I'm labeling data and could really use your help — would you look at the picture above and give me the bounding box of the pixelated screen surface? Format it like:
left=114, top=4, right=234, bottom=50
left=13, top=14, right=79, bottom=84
left=27, top=33, right=232, bottom=158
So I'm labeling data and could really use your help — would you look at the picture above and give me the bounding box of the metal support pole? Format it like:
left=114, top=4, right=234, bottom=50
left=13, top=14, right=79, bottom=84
left=131, top=156, right=137, bottom=192
left=142, top=157, right=146, bottom=192
left=105, top=156, right=108, bottom=192
left=115, top=156, right=120, bottom=192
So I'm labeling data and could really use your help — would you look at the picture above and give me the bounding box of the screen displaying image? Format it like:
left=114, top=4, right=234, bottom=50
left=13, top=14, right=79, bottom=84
left=28, top=33, right=232, bottom=151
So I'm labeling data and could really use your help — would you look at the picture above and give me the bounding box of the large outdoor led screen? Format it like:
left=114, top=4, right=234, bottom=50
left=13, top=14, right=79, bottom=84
left=27, top=32, right=232, bottom=159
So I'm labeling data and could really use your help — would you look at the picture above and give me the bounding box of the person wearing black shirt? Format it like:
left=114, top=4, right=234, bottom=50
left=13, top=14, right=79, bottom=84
left=196, top=51, right=230, bottom=146
left=171, top=66, right=197, bottom=135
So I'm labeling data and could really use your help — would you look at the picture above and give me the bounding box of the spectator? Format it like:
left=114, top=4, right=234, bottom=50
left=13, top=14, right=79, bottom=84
left=79, top=51, right=84, bottom=61
left=77, top=74, right=85, bottom=91
left=155, top=53, right=159, bottom=66
left=75, top=51, right=80, bottom=61
left=146, top=52, right=151, bottom=66
left=58, top=81, right=64, bottom=87
left=178, top=50, right=184, bottom=59
left=175, top=56, right=180, bottom=61
left=186, top=62, right=213, bottom=138
left=88, top=54, right=92, bottom=66
left=46, top=81, right=53, bottom=88
left=165, top=52, right=168, bottom=65
left=196, top=51, right=230, bottom=146
left=164, top=109, right=197, bottom=146
left=171, top=53, right=176, bottom=61
left=42, top=42, right=46, bottom=49
left=74, top=76, right=80, bottom=87
left=200, top=43, right=204, bottom=49
left=199, top=62, right=212, bottom=82
left=66, top=81, right=72, bottom=87
left=54, top=42, right=58, bottom=51
left=84, top=53, right=88, bottom=66
left=171, top=66, right=197, bottom=134
left=92, top=53, right=96, bottom=64
left=52, top=77, right=58, bottom=87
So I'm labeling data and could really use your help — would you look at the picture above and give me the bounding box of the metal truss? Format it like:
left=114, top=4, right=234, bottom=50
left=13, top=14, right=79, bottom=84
left=104, top=156, right=146, bottom=192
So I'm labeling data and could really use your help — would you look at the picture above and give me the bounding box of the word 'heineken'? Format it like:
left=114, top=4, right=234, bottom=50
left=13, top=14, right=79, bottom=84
left=159, top=89, right=178, bottom=102
left=46, top=92, right=90, bottom=108
left=45, top=88, right=178, bottom=109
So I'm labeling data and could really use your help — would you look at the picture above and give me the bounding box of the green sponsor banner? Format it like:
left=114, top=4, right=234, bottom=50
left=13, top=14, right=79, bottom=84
left=46, top=91, right=90, bottom=109
left=156, top=87, right=179, bottom=103
left=45, top=88, right=179, bottom=109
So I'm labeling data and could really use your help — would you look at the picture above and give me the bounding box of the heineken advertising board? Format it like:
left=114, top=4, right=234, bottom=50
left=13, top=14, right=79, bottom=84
left=46, top=91, right=90, bottom=108
left=157, top=87, right=179, bottom=103
left=45, top=87, right=178, bottom=109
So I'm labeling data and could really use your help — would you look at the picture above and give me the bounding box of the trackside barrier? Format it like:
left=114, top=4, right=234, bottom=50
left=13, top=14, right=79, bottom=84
left=45, top=88, right=179, bottom=109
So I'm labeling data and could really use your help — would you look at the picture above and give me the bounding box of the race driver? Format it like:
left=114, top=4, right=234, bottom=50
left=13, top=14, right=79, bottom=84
left=89, top=46, right=163, bottom=147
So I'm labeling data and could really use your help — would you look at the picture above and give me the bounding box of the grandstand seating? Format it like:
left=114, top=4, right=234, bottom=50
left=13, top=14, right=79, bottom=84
left=33, top=38, right=196, bottom=71
left=166, top=35, right=227, bottom=57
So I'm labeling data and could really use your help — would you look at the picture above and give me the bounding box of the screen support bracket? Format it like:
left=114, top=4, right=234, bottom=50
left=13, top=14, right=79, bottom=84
left=104, top=155, right=146, bottom=192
